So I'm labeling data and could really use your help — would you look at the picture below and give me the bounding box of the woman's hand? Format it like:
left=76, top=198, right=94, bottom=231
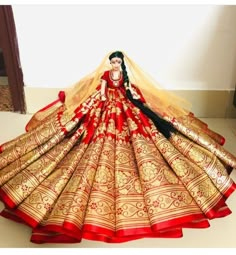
left=131, top=89, right=140, bottom=99
left=101, top=94, right=107, bottom=101
left=126, top=82, right=140, bottom=100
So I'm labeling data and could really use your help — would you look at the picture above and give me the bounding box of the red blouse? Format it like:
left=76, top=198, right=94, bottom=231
left=101, top=70, right=124, bottom=89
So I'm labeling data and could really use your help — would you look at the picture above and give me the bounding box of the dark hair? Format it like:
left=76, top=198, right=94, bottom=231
left=109, top=51, right=176, bottom=139
left=109, top=51, right=124, bottom=61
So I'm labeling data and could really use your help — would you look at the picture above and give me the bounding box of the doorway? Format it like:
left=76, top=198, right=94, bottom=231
left=0, top=5, right=26, bottom=113
left=0, top=47, right=13, bottom=111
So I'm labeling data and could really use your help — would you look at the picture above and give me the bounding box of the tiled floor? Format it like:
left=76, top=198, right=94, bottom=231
left=0, top=111, right=235, bottom=248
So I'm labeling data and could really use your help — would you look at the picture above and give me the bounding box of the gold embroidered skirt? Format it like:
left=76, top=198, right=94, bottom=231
left=0, top=87, right=235, bottom=244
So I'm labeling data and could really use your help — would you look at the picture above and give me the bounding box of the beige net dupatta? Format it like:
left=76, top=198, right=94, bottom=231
left=64, top=51, right=191, bottom=119
left=26, top=51, right=191, bottom=132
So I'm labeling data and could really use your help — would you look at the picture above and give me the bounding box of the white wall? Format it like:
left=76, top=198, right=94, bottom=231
left=12, top=5, right=236, bottom=90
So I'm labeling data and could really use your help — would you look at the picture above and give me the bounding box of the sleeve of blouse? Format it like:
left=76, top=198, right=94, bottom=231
left=100, top=71, right=108, bottom=81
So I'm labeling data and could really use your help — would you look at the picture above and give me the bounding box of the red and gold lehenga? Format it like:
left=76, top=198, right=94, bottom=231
left=0, top=52, right=236, bottom=244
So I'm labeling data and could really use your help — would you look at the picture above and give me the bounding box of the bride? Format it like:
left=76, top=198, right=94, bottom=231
left=0, top=51, right=235, bottom=244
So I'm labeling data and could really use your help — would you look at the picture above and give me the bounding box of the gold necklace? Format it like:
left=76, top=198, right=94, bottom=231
left=110, top=70, right=122, bottom=87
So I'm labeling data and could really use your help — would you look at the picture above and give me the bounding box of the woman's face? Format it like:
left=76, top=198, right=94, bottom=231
left=110, top=57, right=122, bottom=71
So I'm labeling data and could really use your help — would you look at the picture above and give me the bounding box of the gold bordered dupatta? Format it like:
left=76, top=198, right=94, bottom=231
left=64, top=51, right=192, bottom=118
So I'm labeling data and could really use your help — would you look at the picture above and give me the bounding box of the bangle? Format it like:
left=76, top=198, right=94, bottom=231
left=124, top=82, right=129, bottom=88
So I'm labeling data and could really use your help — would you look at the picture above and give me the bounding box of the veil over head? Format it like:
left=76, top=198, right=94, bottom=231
left=64, top=51, right=191, bottom=118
